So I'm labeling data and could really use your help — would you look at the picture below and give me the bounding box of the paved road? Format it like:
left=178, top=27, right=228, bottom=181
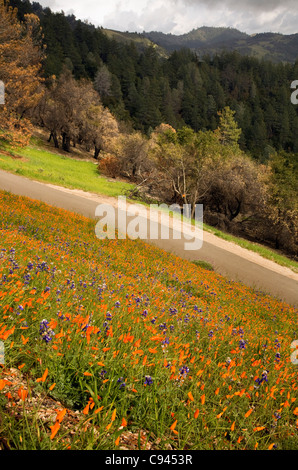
left=0, top=169, right=297, bottom=307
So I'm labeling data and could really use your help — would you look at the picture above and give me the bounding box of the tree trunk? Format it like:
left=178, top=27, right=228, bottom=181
left=62, top=132, right=71, bottom=152
left=94, top=146, right=100, bottom=159
left=48, top=131, right=59, bottom=148
left=228, top=198, right=242, bottom=221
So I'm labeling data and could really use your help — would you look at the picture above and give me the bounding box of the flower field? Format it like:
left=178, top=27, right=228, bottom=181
left=0, top=190, right=297, bottom=450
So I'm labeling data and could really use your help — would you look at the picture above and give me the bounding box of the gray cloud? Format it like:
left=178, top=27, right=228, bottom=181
left=181, top=0, right=297, bottom=11
left=37, top=0, right=60, bottom=8
left=151, top=0, right=298, bottom=34
left=32, top=0, right=298, bottom=35
left=103, top=2, right=178, bottom=33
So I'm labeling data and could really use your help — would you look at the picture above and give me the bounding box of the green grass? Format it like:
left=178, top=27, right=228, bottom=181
left=203, top=223, right=298, bottom=274
left=0, top=140, right=135, bottom=198
left=0, top=191, right=297, bottom=450
left=191, top=260, right=214, bottom=271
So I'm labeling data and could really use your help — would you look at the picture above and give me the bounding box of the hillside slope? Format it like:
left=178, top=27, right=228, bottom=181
left=0, top=190, right=297, bottom=450
left=9, top=1, right=298, bottom=63
left=143, top=27, right=298, bottom=63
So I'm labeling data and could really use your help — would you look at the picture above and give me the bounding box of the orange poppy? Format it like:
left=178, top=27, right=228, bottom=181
left=121, top=417, right=127, bottom=427
left=50, top=421, right=60, bottom=439
left=170, top=420, right=177, bottom=431
left=56, top=408, right=67, bottom=423
left=18, top=387, right=28, bottom=401
left=36, top=368, right=48, bottom=383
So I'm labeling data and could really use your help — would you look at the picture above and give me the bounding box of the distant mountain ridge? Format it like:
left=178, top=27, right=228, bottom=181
left=141, top=26, right=298, bottom=63
left=101, top=25, right=298, bottom=63
left=143, top=27, right=248, bottom=50
left=9, top=0, right=298, bottom=63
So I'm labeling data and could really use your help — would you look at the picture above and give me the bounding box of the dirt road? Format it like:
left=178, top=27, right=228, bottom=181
left=0, top=169, right=297, bottom=307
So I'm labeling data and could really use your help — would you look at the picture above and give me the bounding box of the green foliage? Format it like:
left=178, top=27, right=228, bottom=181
left=216, top=106, right=242, bottom=149
left=191, top=260, right=214, bottom=271
left=8, top=0, right=298, bottom=159
left=268, top=151, right=298, bottom=211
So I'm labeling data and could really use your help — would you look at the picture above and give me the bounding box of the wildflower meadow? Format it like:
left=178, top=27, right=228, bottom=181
left=0, top=190, right=297, bottom=450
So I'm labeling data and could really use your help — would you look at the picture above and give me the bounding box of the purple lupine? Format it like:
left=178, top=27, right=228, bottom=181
left=144, top=376, right=153, bottom=386
left=39, top=319, right=55, bottom=343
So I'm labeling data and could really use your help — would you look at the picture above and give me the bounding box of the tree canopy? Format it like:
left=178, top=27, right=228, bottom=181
left=7, top=0, right=298, bottom=159
left=0, top=0, right=44, bottom=145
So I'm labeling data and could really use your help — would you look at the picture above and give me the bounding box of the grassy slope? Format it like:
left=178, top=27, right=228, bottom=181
left=0, top=191, right=297, bottom=450
left=0, top=137, right=134, bottom=198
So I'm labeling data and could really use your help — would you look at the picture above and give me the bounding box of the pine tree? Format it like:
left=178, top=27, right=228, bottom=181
left=215, top=106, right=242, bottom=150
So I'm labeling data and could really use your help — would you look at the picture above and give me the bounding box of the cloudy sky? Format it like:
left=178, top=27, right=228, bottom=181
left=36, top=0, right=298, bottom=35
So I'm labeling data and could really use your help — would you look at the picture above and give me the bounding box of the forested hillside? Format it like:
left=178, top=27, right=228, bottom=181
left=143, top=28, right=298, bottom=64
left=8, top=0, right=298, bottom=159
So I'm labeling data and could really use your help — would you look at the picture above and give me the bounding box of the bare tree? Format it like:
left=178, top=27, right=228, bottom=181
left=80, top=105, right=119, bottom=159
left=94, top=65, right=112, bottom=98
left=37, top=69, right=119, bottom=156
